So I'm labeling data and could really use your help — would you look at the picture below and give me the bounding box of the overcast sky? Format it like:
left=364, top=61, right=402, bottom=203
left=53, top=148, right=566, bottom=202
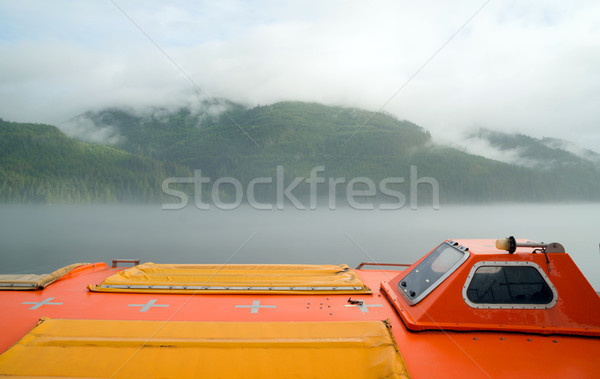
left=1, top=0, right=599, bottom=150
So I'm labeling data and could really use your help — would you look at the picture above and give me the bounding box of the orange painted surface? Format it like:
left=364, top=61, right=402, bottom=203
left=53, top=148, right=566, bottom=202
left=1, top=239, right=599, bottom=378
left=385, top=239, right=600, bottom=336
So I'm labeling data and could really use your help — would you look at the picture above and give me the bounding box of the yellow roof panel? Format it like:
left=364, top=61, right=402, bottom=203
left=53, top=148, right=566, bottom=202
left=88, top=263, right=371, bottom=294
left=0, top=263, right=88, bottom=290
left=0, top=318, right=410, bottom=378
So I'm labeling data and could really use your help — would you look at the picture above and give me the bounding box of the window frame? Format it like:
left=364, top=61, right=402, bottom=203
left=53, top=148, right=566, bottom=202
left=399, top=241, right=470, bottom=305
left=462, top=261, right=558, bottom=310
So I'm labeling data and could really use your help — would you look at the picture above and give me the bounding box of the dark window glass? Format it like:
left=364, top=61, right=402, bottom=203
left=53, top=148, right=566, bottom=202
left=466, top=266, right=553, bottom=304
left=398, top=243, right=465, bottom=303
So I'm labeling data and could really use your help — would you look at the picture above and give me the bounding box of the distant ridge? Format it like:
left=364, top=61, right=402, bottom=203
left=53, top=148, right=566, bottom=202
left=464, top=128, right=600, bottom=169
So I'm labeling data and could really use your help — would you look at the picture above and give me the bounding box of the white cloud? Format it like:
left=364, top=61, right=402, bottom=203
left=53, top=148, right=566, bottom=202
left=0, top=0, right=599, bottom=151
left=60, top=116, right=124, bottom=145
left=457, top=134, right=548, bottom=169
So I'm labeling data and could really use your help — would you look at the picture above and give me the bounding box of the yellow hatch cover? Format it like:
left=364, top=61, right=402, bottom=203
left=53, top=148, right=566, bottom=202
left=0, top=263, right=88, bottom=290
left=88, top=262, right=371, bottom=294
left=0, top=318, right=410, bottom=378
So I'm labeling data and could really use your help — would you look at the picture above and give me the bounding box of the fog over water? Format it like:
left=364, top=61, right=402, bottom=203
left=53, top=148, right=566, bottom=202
left=1, top=203, right=599, bottom=289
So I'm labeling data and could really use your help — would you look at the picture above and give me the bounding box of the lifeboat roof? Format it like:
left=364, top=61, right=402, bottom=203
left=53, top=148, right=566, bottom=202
left=1, top=237, right=599, bottom=378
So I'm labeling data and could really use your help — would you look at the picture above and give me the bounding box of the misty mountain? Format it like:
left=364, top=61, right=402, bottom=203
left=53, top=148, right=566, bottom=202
left=0, top=119, right=190, bottom=203
left=59, top=102, right=600, bottom=203
left=76, top=101, right=430, bottom=178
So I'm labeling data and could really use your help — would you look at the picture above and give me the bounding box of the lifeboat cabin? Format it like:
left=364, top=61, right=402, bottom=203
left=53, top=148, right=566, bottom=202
left=0, top=237, right=599, bottom=378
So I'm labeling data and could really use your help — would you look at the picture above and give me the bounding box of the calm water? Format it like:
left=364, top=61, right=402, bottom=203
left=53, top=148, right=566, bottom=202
left=1, top=203, right=599, bottom=289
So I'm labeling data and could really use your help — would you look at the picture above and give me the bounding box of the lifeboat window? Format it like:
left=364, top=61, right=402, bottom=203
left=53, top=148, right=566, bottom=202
left=398, top=241, right=469, bottom=305
left=463, top=262, right=557, bottom=309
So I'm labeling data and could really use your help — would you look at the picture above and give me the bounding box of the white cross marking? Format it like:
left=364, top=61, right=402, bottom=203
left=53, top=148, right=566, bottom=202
left=344, top=303, right=383, bottom=313
left=235, top=300, right=276, bottom=314
left=22, top=297, right=63, bottom=310
left=128, top=299, right=169, bottom=312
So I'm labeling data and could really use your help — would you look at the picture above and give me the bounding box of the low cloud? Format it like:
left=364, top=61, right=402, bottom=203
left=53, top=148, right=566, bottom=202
left=459, top=135, right=544, bottom=169
left=541, top=138, right=600, bottom=164
left=59, top=116, right=124, bottom=145
left=57, top=96, right=241, bottom=145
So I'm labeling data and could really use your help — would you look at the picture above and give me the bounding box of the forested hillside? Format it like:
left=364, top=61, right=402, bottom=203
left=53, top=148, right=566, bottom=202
left=77, top=102, right=600, bottom=203
left=3, top=101, right=600, bottom=204
left=0, top=119, right=190, bottom=203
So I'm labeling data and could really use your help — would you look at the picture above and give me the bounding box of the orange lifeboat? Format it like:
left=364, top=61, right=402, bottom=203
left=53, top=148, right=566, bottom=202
left=0, top=237, right=599, bottom=378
